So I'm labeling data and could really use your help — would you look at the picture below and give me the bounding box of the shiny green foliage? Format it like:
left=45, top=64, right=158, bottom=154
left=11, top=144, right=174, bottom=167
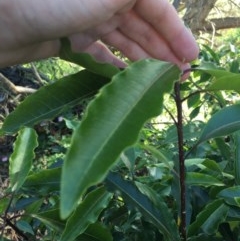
left=1, top=43, right=240, bottom=241
left=9, top=127, right=38, bottom=191
left=61, top=59, right=180, bottom=218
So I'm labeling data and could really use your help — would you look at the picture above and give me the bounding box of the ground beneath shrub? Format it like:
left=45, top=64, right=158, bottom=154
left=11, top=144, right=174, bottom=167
left=0, top=65, right=45, bottom=241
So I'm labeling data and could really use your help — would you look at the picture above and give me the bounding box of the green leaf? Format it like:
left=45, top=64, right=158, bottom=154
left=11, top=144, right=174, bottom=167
left=23, top=198, right=44, bottom=223
left=23, top=168, right=61, bottom=193
left=196, top=62, right=233, bottom=78
left=32, top=209, right=65, bottom=232
left=201, top=204, right=229, bottom=235
left=138, top=144, right=173, bottom=170
left=1, top=70, right=109, bottom=134
left=230, top=59, right=240, bottom=73
left=60, top=187, right=112, bottom=241
left=106, top=172, right=180, bottom=241
left=195, top=62, right=240, bottom=91
left=198, top=104, right=240, bottom=144
left=61, top=60, right=180, bottom=218
left=77, top=223, right=113, bottom=241
left=188, top=234, right=222, bottom=241
left=187, top=92, right=201, bottom=109
left=234, top=131, right=240, bottom=185
left=186, top=172, right=224, bottom=187
left=188, top=199, right=229, bottom=236
left=189, top=106, right=201, bottom=120
left=0, top=237, right=12, bottom=241
left=60, top=38, right=120, bottom=78
left=201, top=45, right=220, bottom=64
left=9, top=128, right=38, bottom=192
left=0, top=197, right=10, bottom=213
left=16, top=220, right=34, bottom=235
left=135, top=182, right=180, bottom=240
left=217, top=186, right=240, bottom=207
left=208, top=75, right=240, bottom=91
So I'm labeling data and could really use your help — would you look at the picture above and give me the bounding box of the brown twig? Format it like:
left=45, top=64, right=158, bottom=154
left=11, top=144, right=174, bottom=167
left=31, top=63, right=45, bottom=85
left=1, top=193, right=30, bottom=240
left=0, top=73, right=36, bottom=95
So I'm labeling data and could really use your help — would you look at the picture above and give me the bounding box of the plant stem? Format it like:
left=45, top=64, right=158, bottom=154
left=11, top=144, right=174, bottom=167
left=174, top=82, right=186, bottom=240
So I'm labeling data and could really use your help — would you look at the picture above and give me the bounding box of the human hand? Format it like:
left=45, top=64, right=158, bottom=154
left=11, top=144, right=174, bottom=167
left=0, top=0, right=199, bottom=70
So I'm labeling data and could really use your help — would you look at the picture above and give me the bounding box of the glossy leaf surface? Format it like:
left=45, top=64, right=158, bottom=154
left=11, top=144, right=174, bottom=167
left=186, top=172, right=224, bottom=187
left=61, top=60, right=180, bottom=218
left=188, top=199, right=229, bottom=236
left=1, top=70, right=109, bottom=134
left=60, top=187, right=112, bottom=241
left=196, top=62, right=240, bottom=91
left=9, top=128, right=38, bottom=191
left=32, top=209, right=65, bottom=232
left=106, top=172, right=180, bottom=241
left=23, top=168, right=61, bottom=193
left=217, top=186, right=240, bottom=207
left=198, top=104, right=240, bottom=144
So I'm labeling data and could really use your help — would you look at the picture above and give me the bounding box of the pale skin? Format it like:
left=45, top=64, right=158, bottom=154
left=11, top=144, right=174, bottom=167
left=0, top=0, right=199, bottom=71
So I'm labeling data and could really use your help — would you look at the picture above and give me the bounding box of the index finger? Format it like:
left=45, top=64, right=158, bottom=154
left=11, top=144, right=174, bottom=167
left=134, top=0, right=199, bottom=62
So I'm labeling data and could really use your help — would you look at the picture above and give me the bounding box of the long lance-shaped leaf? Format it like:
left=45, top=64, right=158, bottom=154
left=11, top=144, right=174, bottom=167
left=188, top=199, right=229, bottom=236
left=31, top=209, right=65, bottom=232
left=195, top=62, right=240, bottom=91
left=217, top=186, right=240, bottom=207
left=23, top=167, right=61, bottom=194
left=60, top=59, right=180, bottom=218
left=135, top=181, right=180, bottom=240
left=77, top=222, right=113, bottom=241
left=9, top=127, right=38, bottom=192
left=186, top=172, right=224, bottom=187
left=60, top=38, right=120, bottom=79
left=106, top=172, right=180, bottom=241
left=198, top=104, right=240, bottom=144
left=60, top=187, right=112, bottom=241
left=208, top=75, right=240, bottom=91
left=1, top=70, right=109, bottom=134
left=195, top=62, right=236, bottom=79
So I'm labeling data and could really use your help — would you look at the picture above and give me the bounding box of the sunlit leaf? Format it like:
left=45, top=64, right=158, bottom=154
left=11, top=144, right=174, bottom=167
left=198, top=104, right=240, bottom=144
left=196, top=62, right=234, bottom=78
left=1, top=70, right=109, bottom=134
left=61, top=59, right=180, bottom=218
left=196, top=62, right=240, bottom=91
left=9, top=128, right=38, bottom=192
left=186, top=172, right=224, bottom=187
left=60, top=187, right=112, bottom=241
left=208, top=75, right=240, bottom=91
